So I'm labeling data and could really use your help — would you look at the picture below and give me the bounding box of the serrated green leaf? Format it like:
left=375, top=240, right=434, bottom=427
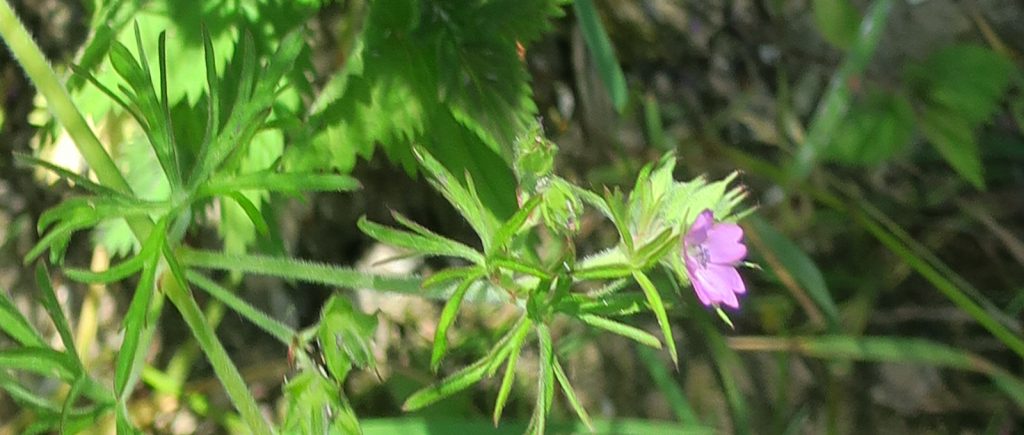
left=291, top=0, right=563, bottom=223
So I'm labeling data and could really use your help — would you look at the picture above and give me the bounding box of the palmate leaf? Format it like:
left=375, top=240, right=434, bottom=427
left=291, top=0, right=565, bottom=220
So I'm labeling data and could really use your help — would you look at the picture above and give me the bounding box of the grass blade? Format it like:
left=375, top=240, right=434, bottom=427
left=789, top=0, right=893, bottom=181
left=574, top=0, right=627, bottom=112
left=636, top=344, right=701, bottom=426
left=729, top=335, right=1024, bottom=408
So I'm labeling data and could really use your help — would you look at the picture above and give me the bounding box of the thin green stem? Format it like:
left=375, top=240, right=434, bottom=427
left=160, top=269, right=274, bottom=435
left=179, top=248, right=426, bottom=296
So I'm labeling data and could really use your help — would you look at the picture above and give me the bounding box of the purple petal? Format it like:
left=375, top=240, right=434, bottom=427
left=710, top=263, right=745, bottom=295
left=707, top=222, right=743, bottom=243
left=686, top=255, right=746, bottom=307
left=709, top=241, right=747, bottom=265
left=704, top=222, right=746, bottom=264
left=685, top=209, right=715, bottom=245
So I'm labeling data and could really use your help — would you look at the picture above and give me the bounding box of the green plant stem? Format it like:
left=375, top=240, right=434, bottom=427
left=0, top=3, right=271, bottom=432
left=160, top=271, right=273, bottom=435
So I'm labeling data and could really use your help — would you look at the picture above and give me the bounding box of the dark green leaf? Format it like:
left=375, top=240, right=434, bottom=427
left=748, top=216, right=840, bottom=328
left=918, top=105, right=985, bottom=189
left=826, top=91, right=914, bottom=165
left=908, top=44, right=1014, bottom=126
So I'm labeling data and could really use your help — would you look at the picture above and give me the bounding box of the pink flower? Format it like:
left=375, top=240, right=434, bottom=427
left=683, top=209, right=747, bottom=308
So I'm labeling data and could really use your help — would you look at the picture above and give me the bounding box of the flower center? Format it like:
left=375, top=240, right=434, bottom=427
left=688, top=243, right=710, bottom=268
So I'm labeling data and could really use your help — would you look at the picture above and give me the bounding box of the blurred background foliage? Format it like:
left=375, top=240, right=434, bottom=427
left=1, top=0, right=1023, bottom=433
